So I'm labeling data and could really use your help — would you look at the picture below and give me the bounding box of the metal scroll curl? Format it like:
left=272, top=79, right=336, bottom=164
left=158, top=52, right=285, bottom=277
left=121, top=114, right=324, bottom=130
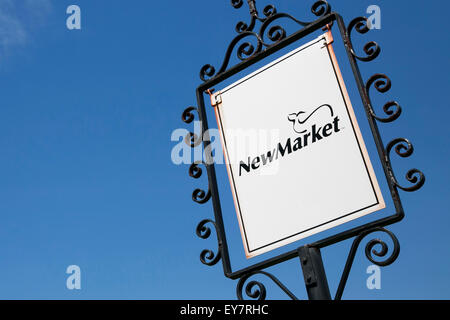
left=231, top=0, right=244, bottom=10
left=234, top=4, right=277, bottom=34
left=366, top=74, right=402, bottom=123
left=200, top=32, right=264, bottom=82
left=189, top=162, right=212, bottom=204
left=181, top=106, right=197, bottom=124
left=385, top=138, right=425, bottom=192
left=347, top=16, right=380, bottom=62
left=258, top=13, right=305, bottom=45
left=363, top=229, right=400, bottom=267
left=258, top=1, right=331, bottom=46
left=182, top=106, right=202, bottom=148
left=182, top=108, right=218, bottom=266
left=236, top=270, right=299, bottom=300
left=181, top=108, right=210, bottom=203
left=200, top=1, right=331, bottom=82
left=335, top=227, right=400, bottom=300
left=196, top=219, right=222, bottom=266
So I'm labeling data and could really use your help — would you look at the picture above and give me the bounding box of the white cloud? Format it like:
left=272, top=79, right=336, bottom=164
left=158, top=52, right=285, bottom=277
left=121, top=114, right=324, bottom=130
left=0, top=0, right=52, bottom=56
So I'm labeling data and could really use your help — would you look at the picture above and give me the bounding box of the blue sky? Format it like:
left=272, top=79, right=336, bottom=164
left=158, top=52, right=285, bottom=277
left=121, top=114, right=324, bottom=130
left=0, top=0, right=448, bottom=299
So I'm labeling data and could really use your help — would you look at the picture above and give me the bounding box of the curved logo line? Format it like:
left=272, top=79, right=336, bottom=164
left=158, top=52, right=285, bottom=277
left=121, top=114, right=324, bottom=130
left=287, top=104, right=334, bottom=134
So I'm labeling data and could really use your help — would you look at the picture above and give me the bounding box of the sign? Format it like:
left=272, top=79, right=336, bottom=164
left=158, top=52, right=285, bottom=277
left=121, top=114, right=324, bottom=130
left=211, top=32, right=385, bottom=258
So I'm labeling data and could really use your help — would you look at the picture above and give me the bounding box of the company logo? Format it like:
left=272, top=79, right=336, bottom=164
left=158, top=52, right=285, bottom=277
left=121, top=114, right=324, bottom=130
left=287, top=104, right=334, bottom=134
left=239, top=104, right=341, bottom=176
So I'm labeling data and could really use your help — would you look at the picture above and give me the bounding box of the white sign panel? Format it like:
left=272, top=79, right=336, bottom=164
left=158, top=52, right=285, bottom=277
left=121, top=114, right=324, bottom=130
left=212, top=32, right=385, bottom=258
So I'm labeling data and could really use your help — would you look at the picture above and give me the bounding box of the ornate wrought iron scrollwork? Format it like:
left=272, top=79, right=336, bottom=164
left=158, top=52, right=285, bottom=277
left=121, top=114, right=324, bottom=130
left=335, top=227, right=400, bottom=300
left=258, top=1, right=331, bottom=45
left=186, top=0, right=426, bottom=300
left=182, top=107, right=211, bottom=203
left=182, top=106, right=202, bottom=147
left=366, top=74, right=402, bottom=123
left=346, top=16, right=380, bottom=62
left=231, top=0, right=244, bottom=10
left=183, top=108, right=220, bottom=266
left=184, top=132, right=202, bottom=148
left=363, top=229, right=400, bottom=267
left=189, top=162, right=211, bottom=204
left=385, top=138, right=425, bottom=192
left=234, top=3, right=277, bottom=34
left=200, top=1, right=331, bottom=82
left=181, top=106, right=197, bottom=124
left=347, top=20, right=424, bottom=193
left=196, top=219, right=222, bottom=266
left=236, top=270, right=299, bottom=300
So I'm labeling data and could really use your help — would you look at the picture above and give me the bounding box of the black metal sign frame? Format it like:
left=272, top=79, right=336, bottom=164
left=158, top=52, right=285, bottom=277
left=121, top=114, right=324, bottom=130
left=181, top=0, right=424, bottom=300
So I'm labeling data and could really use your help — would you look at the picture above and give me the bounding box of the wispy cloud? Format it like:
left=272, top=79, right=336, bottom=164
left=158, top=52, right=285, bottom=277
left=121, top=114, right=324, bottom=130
left=0, top=0, right=52, bottom=56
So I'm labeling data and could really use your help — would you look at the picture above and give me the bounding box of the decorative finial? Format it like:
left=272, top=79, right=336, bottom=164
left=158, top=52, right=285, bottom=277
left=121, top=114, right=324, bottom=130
left=247, top=0, right=258, bottom=17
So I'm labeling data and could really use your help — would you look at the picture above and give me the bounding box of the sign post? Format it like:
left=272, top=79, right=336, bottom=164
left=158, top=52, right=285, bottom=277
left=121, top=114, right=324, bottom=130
left=298, top=246, right=332, bottom=300
left=182, top=0, right=424, bottom=300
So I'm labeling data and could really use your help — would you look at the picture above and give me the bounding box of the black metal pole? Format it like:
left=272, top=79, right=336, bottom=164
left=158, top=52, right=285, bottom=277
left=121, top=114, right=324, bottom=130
left=298, top=246, right=331, bottom=300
